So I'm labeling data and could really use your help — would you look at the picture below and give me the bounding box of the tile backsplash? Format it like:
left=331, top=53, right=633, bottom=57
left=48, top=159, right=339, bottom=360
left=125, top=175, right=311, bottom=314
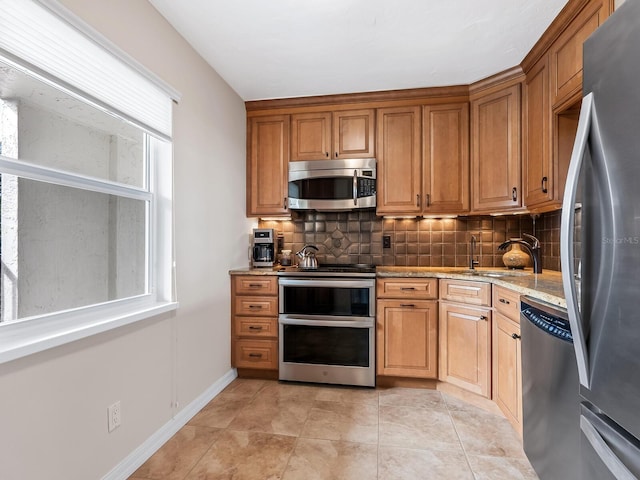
left=260, top=209, right=562, bottom=271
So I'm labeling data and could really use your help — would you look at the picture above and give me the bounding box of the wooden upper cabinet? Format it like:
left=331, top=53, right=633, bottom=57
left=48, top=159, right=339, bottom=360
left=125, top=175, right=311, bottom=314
left=376, top=106, right=422, bottom=215
left=471, top=83, right=522, bottom=213
left=549, top=0, right=610, bottom=109
left=524, top=55, right=553, bottom=208
left=333, top=109, right=375, bottom=159
left=290, top=109, right=375, bottom=161
left=247, top=115, right=289, bottom=217
left=423, top=103, right=470, bottom=213
left=291, top=112, right=332, bottom=161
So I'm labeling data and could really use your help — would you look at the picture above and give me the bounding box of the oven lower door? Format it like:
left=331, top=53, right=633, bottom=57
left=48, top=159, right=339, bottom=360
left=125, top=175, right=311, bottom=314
left=278, top=314, right=375, bottom=387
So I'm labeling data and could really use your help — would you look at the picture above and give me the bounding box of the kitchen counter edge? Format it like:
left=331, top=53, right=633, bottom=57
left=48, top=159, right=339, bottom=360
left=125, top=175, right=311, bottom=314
left=228, top=266, right=566, bottom=308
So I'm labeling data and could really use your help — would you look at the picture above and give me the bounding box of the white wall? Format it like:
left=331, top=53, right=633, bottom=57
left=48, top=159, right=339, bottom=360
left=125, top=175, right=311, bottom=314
left=0, top=0, right=253, bottom=478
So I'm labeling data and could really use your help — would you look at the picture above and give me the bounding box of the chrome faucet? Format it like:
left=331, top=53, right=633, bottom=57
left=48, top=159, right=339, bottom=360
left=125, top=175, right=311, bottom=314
left=469, top=235, right=479, bottom=270
left=498, top=233, right=543, bottom=274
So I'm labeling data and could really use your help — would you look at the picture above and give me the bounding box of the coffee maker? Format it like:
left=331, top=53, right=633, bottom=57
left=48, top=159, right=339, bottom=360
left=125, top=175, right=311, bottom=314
left=251, top=228, right=275, bottom=267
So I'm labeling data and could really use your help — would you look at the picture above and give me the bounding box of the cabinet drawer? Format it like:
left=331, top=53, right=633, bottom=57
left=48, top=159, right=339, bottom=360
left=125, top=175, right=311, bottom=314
left=377, top=278, right=438, bottom=299
left=233, top=276, right=278, bottom=295
left=234, top=316, right=278, bottom=338
left=493, top=285, right=521, bottom=321
left=234, top=339, right=278, bottom=369
left=439, top=279, right=491, bottom=306
left=234, top=296, right=278, bottom=316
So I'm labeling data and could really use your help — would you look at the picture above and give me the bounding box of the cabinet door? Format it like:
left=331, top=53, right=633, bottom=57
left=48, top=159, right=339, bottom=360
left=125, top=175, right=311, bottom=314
left=247, top=115, right=289, bottom=216
left=524, top=55, right=553, bottom=208
left=493, top=312, right=522, bottom=436
left=471, top=84, right=522, bottom=212
left=439, top=302, right=491, bottom=397
left=549, top=0, right=610, bottom=109
left=333, top=109, right=375, bottom=159
left=291, top=112, right=332, bottom=161
left=377, top=299, right=438, bottom=378
left=376, top=106, right=422, bottom=215
left=423, top=103, right=470, bottom=213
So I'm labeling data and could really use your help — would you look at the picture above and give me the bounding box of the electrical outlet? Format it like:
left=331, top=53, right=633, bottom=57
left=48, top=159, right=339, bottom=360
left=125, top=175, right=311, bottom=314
left=383, top=235, right=391, bottom=249
left=107, top=401, right=121, bottom=432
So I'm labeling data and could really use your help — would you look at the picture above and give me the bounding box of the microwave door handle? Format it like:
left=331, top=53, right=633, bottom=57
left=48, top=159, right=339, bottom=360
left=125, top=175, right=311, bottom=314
left=353, top=169, right=358, bottom=206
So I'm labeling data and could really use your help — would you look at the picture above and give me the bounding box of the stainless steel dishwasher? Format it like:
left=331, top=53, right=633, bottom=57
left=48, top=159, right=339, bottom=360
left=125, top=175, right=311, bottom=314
left=520, top=296, right=580, bottom=480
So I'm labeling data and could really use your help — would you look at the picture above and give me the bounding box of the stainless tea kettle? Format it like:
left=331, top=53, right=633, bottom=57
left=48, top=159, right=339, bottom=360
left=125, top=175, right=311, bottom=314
left=296, top=245, right=319, bottom=269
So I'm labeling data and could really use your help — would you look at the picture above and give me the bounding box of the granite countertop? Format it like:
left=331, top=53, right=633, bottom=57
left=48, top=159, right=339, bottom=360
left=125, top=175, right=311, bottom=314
left=229, top=266, right=566, bottom=308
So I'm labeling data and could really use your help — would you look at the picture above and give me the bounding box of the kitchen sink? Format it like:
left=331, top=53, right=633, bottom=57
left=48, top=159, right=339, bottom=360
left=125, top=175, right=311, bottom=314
left=444, top=269, right=531, bottom=278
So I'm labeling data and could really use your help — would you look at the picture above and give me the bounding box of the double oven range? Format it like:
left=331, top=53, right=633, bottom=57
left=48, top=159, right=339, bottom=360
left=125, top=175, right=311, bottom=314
left=277, top=265, right=376, bottom=387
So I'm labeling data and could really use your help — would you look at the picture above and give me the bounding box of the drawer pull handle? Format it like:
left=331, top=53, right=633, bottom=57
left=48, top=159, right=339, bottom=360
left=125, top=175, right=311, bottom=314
left=248, top=305, right=263, bottom=310
left=450, top=312, right=488, bottom=322
left=400, top=287, right=416, bottom=291
left=248, top=353, right=263, bottom=358
left=400, top=303, right=416, bottom=308
left=511, top=333, right=521, bottom=340
left=248, top=283, right=263, bottom=288
left=499, top=298, right=511, bottom=305
left=248, top=326, right=263, bottom=330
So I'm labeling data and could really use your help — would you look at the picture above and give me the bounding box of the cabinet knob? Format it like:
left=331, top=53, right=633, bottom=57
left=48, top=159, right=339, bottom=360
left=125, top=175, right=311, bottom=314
left=480, top=315, right=488, bottom=321
left=541, top=176, right=548, bottom=194
left=335, top=152, right=338, bottom=158
left=512, top=187, right=518, bottom=202
left=511, top=333, right=521, bottom=340
left=325, top=152, right=329, bottom=158
left=499, top=298, right=510, bottom=305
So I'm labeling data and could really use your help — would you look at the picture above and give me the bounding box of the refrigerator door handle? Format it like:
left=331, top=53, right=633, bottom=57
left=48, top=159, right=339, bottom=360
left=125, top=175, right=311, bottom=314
left=580, top=415, right=639, bottom=480
left=561, top=92, right=595, bottom=388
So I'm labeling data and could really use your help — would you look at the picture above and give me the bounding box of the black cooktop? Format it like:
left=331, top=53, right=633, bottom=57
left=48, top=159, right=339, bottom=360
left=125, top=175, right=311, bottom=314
left=277, top=263, right=376, bottom=277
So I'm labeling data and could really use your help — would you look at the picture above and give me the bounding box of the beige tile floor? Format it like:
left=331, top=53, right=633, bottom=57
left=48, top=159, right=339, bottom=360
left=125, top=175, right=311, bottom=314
left=129, top=379, right=539, bottom=480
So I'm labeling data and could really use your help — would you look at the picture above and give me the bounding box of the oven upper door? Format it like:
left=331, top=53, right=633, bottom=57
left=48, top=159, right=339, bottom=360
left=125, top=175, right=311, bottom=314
left=288, top=158, right=376, bottom=211
left=279, top=278, right=375, bottom=317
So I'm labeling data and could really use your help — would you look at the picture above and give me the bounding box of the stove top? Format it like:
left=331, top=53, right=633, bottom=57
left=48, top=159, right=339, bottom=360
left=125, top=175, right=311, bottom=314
left=277, top=263, right=376, bottom=277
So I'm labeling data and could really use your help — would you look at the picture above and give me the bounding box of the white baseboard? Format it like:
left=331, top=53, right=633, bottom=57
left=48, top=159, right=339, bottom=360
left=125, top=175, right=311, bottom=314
left=102, top=368, right=238, bottom=480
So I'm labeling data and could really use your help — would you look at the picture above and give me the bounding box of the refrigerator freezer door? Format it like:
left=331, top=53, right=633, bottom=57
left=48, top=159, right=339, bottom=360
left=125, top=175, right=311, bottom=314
left=580, top=403, right=640, bottom=480
left=560, top=0, right=640, bottom=442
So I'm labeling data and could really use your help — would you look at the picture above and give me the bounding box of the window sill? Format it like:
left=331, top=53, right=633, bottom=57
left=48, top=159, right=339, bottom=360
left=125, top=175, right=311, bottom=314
left=0, top=299, right=178, bottom=365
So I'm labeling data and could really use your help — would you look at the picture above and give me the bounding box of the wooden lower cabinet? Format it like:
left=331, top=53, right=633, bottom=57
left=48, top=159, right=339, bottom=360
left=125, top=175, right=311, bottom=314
left=231, top=275, right=278, bottom=372
left=493, top=311, right=522, bottom=436
left=377, top=299, right=438, bottom=378
left=492, top=285, right=523, bottom=435
left=439, top=302, right=492, bottom=397
left=376, top=278, right=438, bottom=379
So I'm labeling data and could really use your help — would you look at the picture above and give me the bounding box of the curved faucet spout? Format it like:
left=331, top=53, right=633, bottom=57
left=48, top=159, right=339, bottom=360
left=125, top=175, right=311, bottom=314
left=498, top=236, right=543, bottom=274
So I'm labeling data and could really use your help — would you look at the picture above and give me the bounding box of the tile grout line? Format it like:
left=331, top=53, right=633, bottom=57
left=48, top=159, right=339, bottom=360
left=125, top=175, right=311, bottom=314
left=442, top=394, right=481, bottom=480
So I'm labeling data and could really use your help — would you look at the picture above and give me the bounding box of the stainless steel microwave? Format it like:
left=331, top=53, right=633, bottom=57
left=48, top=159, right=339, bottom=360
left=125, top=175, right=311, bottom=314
left=288, top=158, right=376, bottom=211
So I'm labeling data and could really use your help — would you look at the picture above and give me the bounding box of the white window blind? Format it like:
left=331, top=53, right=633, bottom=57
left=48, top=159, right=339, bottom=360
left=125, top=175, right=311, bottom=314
left=0, top=0, right=178, bottom=139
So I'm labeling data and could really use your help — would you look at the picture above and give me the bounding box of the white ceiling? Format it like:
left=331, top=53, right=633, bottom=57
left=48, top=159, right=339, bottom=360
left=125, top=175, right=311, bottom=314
left=149, top=0, right=568, bottom=101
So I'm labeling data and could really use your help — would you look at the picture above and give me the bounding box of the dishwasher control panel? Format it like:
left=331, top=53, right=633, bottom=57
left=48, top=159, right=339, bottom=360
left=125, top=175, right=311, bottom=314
left=521, top=300, right=573, bottom=343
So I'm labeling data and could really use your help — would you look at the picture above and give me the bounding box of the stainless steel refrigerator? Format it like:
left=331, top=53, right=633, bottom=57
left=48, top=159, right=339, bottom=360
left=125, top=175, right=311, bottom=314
left=561, top=1, right=640, bottom=478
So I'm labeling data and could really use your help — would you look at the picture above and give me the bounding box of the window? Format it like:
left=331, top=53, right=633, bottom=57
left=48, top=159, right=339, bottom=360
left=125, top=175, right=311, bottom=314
left=0, top=0, right=179, bottom=363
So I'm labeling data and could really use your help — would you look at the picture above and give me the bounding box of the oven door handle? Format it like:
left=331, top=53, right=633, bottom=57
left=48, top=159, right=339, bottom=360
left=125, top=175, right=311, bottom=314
left=278, top=278, right=374, bottom=288
left=279, top=314, right=373, bottom=328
